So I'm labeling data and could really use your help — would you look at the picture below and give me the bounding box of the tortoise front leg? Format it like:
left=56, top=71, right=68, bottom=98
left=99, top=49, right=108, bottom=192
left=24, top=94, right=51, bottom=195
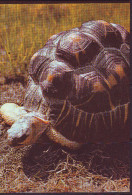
left=46, top=126, right=82, bottom=150
left=34, top=116, right=82, bottom=150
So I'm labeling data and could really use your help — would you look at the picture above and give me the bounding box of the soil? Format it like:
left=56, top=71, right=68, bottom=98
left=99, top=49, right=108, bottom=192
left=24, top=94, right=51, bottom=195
left=0, top=79, right=130, bottom=193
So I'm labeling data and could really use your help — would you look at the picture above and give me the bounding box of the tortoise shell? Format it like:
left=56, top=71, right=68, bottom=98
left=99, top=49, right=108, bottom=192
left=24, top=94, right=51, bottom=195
left=25, top=20, right=130, bottom=144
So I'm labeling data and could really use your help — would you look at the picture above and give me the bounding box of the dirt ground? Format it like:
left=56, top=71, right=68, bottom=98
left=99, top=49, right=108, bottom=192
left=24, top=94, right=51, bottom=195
left=0, top=80, right=130, bottom=193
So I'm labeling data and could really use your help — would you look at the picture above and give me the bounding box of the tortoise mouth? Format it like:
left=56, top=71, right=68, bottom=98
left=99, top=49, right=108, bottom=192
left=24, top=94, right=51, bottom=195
left=8, top=134, right=28, bottom=147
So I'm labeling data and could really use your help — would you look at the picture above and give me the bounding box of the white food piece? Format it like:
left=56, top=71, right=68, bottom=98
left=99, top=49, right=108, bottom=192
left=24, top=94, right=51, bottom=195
left=0, top=103, right=27, bottom=125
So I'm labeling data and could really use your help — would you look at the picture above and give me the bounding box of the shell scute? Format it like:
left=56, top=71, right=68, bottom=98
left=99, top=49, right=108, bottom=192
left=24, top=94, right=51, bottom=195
left=29, top=46, right=56, bottom=83
left=57, top=30, right=101, bottom=68
left=46, top=31, right=66, bottom=46
left=80, top=20, right=123, bottom=48
left=111, top=23, right=130, bottom=45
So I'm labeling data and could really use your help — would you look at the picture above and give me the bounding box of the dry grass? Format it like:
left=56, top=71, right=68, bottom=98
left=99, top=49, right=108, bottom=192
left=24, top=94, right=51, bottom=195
left=0, top=82, right=130, bottom=192
left=0, top=134, right=130, bottom=193
left=0, top=3, right=130, bottom=78
left=0, top=3, right=130, bottom=193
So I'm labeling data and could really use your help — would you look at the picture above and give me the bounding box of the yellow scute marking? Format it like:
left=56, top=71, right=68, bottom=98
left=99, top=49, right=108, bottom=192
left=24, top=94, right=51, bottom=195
left=98, top=20, right=109, bottom=26
left=34, top=116, right=50, bottom=124
left=89, top=113, right=94, bottom=128
left=30, top=52, right=38, bottom=62
left=56, top=103, right=71, bottom=126
left=76, top=111, right=82, bottom=127
left=107, top=74, right=117, bottom=88
left=103, top=78, right=111, bottom=89
left=47, top=74, right=55, bottom=82
left=115, top=65, right=126, bottom=79
left=93, top=81, right=105, bottom=92
left=75, top=52, right=80, bottom=64
left=75, top=94, right=94, bottom=108
left=101, top=113, right=106, bottom=127
left=71, top=34, right=82, bottom=43
left=124, top=103, right=128, bottom=123
left=85, top=112, right=88, bottom=127
left=55, top=100, right=66, bottom=125
left=82, top=48, right=86, bottom=54
left=107, top=92, right=115, bottom=110
left=110, top=111, right=113, bottom=127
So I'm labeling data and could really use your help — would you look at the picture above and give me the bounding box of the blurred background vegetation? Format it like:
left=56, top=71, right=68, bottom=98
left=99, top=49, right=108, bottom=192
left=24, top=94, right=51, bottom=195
left=0, top=3, right=130, bottom=78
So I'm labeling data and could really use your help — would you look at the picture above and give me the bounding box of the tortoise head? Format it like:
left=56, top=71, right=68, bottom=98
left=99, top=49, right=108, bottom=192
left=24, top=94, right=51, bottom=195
left=7, top=113, right=49, bottom=147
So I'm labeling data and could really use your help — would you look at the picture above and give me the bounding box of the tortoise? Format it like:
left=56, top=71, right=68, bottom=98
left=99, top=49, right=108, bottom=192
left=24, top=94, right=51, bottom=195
left=0, top=20, right=130, bottom=149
